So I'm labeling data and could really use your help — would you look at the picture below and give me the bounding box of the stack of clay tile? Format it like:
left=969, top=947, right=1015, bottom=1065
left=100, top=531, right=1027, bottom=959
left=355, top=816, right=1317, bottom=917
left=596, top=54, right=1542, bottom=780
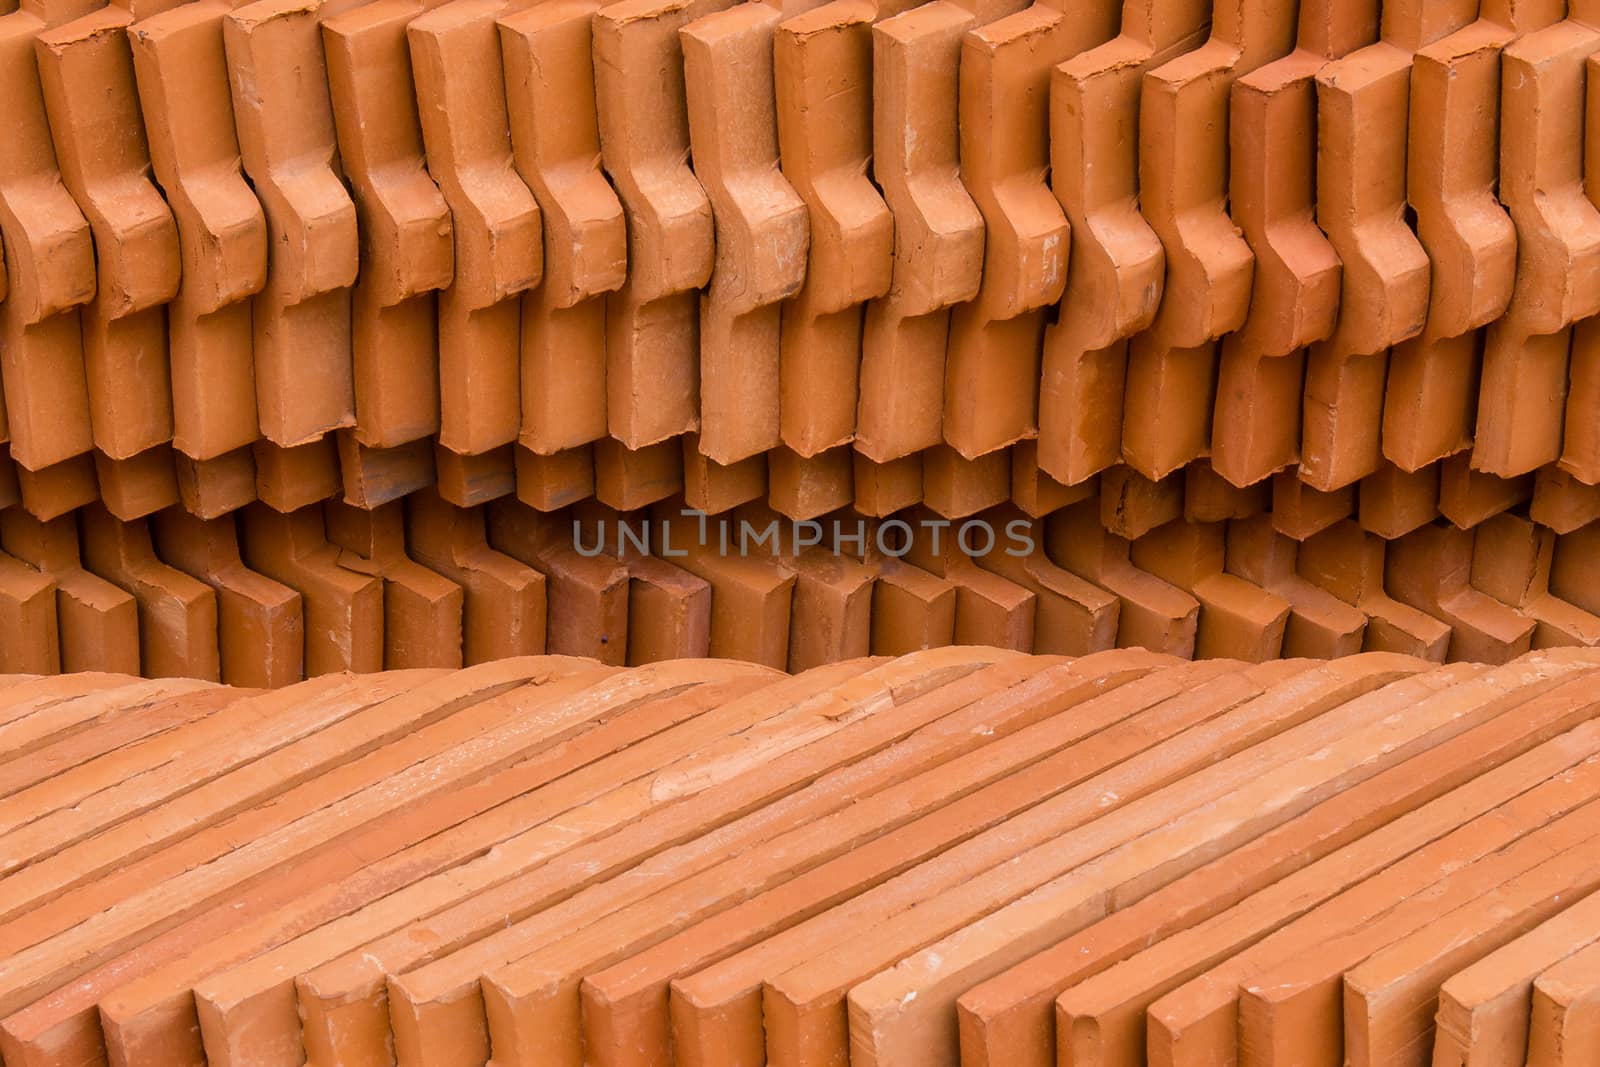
left=9, top=0, right=1600, bottom=681
left=8, top=648, right=1600, bottom=1067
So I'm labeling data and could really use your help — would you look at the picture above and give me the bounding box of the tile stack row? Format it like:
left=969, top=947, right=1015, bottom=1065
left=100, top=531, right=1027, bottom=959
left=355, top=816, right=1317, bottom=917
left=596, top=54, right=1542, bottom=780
left=4, top=649, right=1600, bottom=1067
left=9, top=466, right=1600, bottom=681
left=5, top=0, right=1600, bottom=677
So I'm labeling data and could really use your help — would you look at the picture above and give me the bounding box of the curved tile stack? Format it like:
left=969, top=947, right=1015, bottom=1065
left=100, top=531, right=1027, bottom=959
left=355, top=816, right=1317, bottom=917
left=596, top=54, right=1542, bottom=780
left=4, top=650, right=1600, bottom=1066
left=3, top=0, right=1600, bottom=680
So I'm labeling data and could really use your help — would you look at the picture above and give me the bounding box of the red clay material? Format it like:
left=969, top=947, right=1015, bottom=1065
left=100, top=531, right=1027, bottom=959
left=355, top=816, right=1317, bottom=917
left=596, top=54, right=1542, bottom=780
left=324, top=497, right=466, bottom=669
left=224, top=0, right=358, bottom=448
left=0, top=0, right=98, bottom=474
left=854, top=0, right=1021, bottom=463
left=1431, top=886, right=1600, bottom=1067
left=413, top=653, right=1170, bottom=1067
left=1130, top=519, right=1290, bottom=661
left=958, top=667, right=1600, bottom=1067
left=773, top=0, right=898, bottom=458
left=321, top=0, right=448, bottom=452
left=10, top=652, right=1600, bottom=1067
left=88, top=669, right=755, bottom=1067
left=501, top=0, right=620, bottom=457
left=36, top=0, right=178, bottom=468
left=1210, top=0, right=1369, bottom=489
left=151, top=508, right=303, bottom=687
left=940, top=0, right=1118, bottom=461
left=1048, top=500, right=1199, bottom=657
left=1298, top=0, right=1457, bottom=492
left=1382, top=1, right=1552, bottom=473
left=1526, top=932, right=1600, bottom=1067
left=283, top=652, right=992, bottom=1067
left=1473, top=6, right=1600, bottom=478
left=409, top=0, right=540, bottom=459
left=1121, top=0, right=1297, bottom=481
left=681, top=0, right=807, bottom=465
left=1038, top=0, right=1209, bottom=487
left=78, top=502, right=220, bottom=681
left=1240, top=782, right=1600, bottom=1067
left=836, top=658, right=1520, bottom=1067
left=592, top=0, right=712, bottom=452
left=239, top=502, right=386, bottom=674
left=673, top=656, right=1424, bottom=1067
left=0, top=509, right=139, bottom=673
left=129, top=0, right=268, bottom=464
